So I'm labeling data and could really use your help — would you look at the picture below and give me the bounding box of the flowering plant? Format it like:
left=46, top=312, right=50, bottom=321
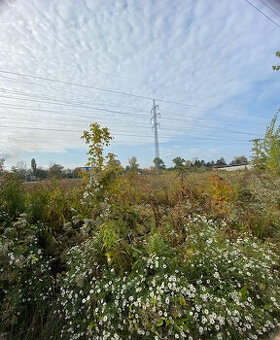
left=56, top=216, right=280, bottom=339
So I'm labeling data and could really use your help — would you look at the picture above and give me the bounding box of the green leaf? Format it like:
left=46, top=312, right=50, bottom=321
left=156, top=319, right=164, bottom=327
left=179, top=296, right=187, bottom=306
left=239, top=286, right=248, bottom=301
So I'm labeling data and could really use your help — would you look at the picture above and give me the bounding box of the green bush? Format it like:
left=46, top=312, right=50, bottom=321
left=0, top=214, right=55, bottom=338
left=0, top=175, right=25, bottom=222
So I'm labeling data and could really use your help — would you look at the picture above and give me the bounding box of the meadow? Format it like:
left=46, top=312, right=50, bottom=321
left=1, top=165, right=280, bottom=339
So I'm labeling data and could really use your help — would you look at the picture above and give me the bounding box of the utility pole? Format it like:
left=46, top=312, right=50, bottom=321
left=150, top=99, right=160, bottom=172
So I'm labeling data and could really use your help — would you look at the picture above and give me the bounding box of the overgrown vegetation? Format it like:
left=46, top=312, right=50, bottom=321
left=251, top=111, right=280, bottom=174
left=1, top=123, right=280, bottom=339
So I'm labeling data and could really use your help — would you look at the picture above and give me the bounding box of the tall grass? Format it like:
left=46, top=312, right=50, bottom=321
left=1, top=169, right=280, bottom=339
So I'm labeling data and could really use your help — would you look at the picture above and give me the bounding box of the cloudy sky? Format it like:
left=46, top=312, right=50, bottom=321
left=0, top=0, right=279, bottom=168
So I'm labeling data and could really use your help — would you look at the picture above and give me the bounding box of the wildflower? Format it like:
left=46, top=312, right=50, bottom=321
left=214, top=272, right=220, bottom=279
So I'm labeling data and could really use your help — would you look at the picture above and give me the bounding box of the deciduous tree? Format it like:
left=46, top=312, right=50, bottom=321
left=127, top=156, right=140, bottom=173
left=153, top=157, right=166, bottom=172
left=172, top=156, right=185, bottom=170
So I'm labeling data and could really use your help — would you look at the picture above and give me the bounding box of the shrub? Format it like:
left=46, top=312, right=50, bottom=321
left=0, top=175, right=25, bottom=222
left=0, top=214, right=55, bottom=338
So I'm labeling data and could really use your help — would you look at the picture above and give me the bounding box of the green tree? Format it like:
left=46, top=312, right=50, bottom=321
left=172, top=156, right=185, bottom=170
left=81, top=122, right=113, bottom=170
left=263, top=112, right=280, bottom=173
left=105, top=153, right=123, bottom=179
left=153, top=157, right=165, bottom=172
left=231, top=156, right=248, bottom=165
left=80, top=123, right=121, bottom=223
left=11, top=162, right=29, bottom=180
left=251, top=138, right=266, bottom=169
left=216, top=157, right=227, bottom=166
left=127, top=156, right=140, bottom=173
left=48, top=163, right=64, bottom=178
left=81, top=123, right=121, bottom=184
left=31, top=158, right=37, bottom=176
left=36, top=167, right=48, bottom=180
left=251, top=111, right=280, bottom=173
left=193, top=158, right=201, bottom=167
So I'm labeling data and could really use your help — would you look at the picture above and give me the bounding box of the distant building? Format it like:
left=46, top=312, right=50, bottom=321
left=77, top=166, right=95, bottom=172
left=214, top=164, right=253, bottom=171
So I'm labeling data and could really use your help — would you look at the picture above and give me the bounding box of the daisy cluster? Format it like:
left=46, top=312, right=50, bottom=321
left=56, top=216, right=280, bottom=339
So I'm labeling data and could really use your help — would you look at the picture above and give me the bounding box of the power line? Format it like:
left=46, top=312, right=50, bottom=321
left=0, top=76, right=269, bottom=127
left=258, top=0, right=280, bottom=18
left=0, top=78, right=265, bottom=139
left=0, top=86, right=267, bottom=129
left=0, top=101, right=261, bottom=138
left=0, top=94, right=148, bottom=120
left=0, top=102, right=263, bottom=144
left=243, top=0, right=280, bottom=28
left=0, top=77, right=151, bottom=113
left=0, top=69, right=253, bottom=115
left=0, top=70, right=153, bottom=100
left=0, top=124, right=153, bottom=138
left=0, top=50, right=255, bottom=114
left=0, top=124, right=250, bottom=143
left=0, top=115, right=256, bottom=141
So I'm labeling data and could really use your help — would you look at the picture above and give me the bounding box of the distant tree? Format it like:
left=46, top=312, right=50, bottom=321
left=49, top=163, right=64, bottom=178
left=153, top=157, right=166, bottom=172
left=193, top=158, right=201, bottom=167
left=172, top=156, right=185, bottom=170
left=105, top=153, right=123, bottom=179
left=231, top=156, right=248, bottom=165
left=107, top=154, right=122, bottom=170
left=216, top=157, right=227, bottom=166
left=31, top=158, right=37, bottom=176
left=185, top=160, right=192, bottom=168
left=36, top=167, right=48, bottom=180
left=62, top=168, right=77, bottom=179
left=11, top=161, right=30, bottom=180
left=127, top=156, right=140, bottom=173
left=272, top=51, right=280, bottom=71
left=251, top=138, right=266, bottom=169
left=73, top=167, right=82, bottom=178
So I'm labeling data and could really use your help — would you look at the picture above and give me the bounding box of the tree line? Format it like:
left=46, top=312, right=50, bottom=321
left=0, top=158, right=80, bottom=181
left=0, top=154, right=249, bottom=181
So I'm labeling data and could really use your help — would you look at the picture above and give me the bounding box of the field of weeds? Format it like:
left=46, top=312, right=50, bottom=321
left=1, top=167, right=280, bottom=339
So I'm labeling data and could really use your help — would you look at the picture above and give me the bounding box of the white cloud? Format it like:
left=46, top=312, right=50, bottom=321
left=0, top=0, right=279, bottom=166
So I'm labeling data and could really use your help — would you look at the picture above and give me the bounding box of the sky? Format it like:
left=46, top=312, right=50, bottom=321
left=0, top=0, right=279, bottom=169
